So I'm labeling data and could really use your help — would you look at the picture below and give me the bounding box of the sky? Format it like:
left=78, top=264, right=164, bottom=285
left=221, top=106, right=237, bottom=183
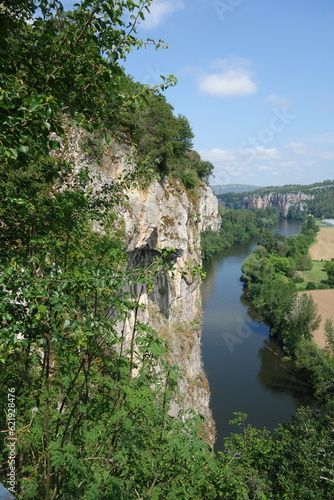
left=63, top=0, right=334, bottom=188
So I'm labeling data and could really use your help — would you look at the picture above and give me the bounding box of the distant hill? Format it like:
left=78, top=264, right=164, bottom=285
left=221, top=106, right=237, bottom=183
left=217, top=179, right=334, bottom=218
left=210, top=184, right=263, bottom=195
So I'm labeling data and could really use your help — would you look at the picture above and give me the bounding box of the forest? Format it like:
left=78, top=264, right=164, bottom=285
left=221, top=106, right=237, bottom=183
left=0, top=1, right=333, bottom=499
left=218, top=179, right=334, bottom=217
left=201, top=206, right=280, bottom=260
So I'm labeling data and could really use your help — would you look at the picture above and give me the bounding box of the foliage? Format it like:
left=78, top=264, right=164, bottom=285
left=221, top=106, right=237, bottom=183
left=214, top=410, right=334, bottom=500
left=0, top=1, right=219, bottom=498
left=1, top=2, right=334, bottom=499
left=284, top=294, right=321, bottom=354
left=325, top=318, right=334, bottom=356
left=323, top=260, right=334, bottom=287
left=120, top=86, right=214, bottom=186
left=201, top=207, right=280, bottom=260
left=295, top=338, right=334, bottom=403
left=241, top=219, right=323, bottom=349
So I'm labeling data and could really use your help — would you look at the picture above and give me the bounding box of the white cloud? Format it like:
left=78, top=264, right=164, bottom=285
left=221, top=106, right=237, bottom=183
left=309, top=132, right=334, bottom=144
left=281, top=161, right=297, bottom=167
left=242, top=146, right=280, bottom=160
left=317, top=151, right=334, bottom=160
left=258, top=165, right=273, bottom=171
left=198, top=58, right=258, bottom=97
left=263, top=94, right=291, bottom=108
left=284, top=142, right=311, bottom=155
left=140, top=0, right=184, bottom=29
left=304, top=160, right=318, bottom=167
left=284, top=142, right=334, bottom=161
left=200, top=148, right=236, bottom=162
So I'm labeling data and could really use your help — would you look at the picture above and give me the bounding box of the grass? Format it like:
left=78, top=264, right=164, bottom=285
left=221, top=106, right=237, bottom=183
left=296, top=261, right=327, bottom=291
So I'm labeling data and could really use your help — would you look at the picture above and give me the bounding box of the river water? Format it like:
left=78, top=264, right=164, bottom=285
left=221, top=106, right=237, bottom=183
left=201, top=220, right=316, bottom=451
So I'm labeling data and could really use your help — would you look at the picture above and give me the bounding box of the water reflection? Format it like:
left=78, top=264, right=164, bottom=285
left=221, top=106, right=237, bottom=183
left=201, top=220, right=316, bottom=452
left=257, top=339, right=315, bottom=406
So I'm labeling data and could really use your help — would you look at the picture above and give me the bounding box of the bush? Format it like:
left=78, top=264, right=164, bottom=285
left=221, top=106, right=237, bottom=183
left=318, top=283, right=330, bottom=290
left=292, top=275, right=304, bottom=283
left=180, top=169, right=198, bottom=189
left=305, top=281, right=317, bottom=290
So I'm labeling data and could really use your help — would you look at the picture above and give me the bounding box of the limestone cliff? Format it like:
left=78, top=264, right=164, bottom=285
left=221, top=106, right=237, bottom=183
left=58, top=128, right=220, bottom=446
left=243, top=191, right=314, bottom=216
left=120, top=178, right=219, bottom=446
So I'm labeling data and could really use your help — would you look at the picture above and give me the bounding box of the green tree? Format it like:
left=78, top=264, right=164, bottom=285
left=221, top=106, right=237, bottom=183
left=0, top=2, right=220, bottom=498
left=325, top=318, right=334, bottom=356
left=284, top=294, right=321, bottom=354
left=323, top=260, right=334, bottom=287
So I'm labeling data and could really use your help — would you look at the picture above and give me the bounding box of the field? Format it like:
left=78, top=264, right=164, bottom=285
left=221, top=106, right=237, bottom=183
left=297, top=226, right=334, bottom=349
left=309, top=227, right=334, bottom=261
left=302, top=290, right=334, bottom=349
left=298, top=262, right=327, bottom=291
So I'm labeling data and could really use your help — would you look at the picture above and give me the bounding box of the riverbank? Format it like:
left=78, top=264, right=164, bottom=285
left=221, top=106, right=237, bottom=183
left=201, top=220, right=317, bottom=451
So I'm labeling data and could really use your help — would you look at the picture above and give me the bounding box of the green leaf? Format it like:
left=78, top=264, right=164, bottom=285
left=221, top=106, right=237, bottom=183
left=18, top=144, right=30, bottom=153
left=8, top=148, right=18, bottom=159
left=29, top=99, right=41, bottom=112
left=48, top=140, right=60, bottom=150
left=105, top=132, right=111, bottom=145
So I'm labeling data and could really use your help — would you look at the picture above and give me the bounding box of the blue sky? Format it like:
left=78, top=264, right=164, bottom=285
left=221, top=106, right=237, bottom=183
left=64, top=0, right=334, bottom=187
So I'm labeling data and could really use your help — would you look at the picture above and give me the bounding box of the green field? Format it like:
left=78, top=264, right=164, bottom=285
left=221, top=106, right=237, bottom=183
left=296, top=261, right=328, bottom=291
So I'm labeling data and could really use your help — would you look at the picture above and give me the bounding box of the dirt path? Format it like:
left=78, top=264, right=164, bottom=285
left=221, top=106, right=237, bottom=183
left=309, top=227, right=334, bottom=260
left=302, top=290, right=334, bottom=349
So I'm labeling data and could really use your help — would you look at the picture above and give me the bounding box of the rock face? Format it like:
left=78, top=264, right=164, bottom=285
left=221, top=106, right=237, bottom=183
left=243, top=192, right=314, bottom=216
left=59, top=128, right=220, bottom=446
left=121, top=178, right=219, bottom=445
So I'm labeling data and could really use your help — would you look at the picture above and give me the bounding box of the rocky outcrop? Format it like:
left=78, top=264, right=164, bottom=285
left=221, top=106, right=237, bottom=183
left=58, top=128, right=220, bottom=446
left=120, top=178, right=219, bottom=445
left=243, top=192, right=314, bottom=216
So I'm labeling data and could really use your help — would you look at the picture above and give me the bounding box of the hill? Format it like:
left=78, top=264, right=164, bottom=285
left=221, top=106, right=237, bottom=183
left=210, top=184, right=263, bottom=195
left=218, top=179, right=334, bottom=217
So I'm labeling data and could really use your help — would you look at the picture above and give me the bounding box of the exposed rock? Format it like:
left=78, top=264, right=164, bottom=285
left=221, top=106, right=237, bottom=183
left=243, top=191, right=314, bottom=216
left=59, top=128, right=220, bottom=446
left=119, top=177, right=218, bottom=445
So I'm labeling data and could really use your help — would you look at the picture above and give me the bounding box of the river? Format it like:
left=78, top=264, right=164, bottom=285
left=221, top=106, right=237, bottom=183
left=201, top=220, right=316, bottom=451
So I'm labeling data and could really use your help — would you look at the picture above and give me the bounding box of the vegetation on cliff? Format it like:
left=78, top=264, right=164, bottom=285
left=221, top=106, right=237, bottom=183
left=0, top=1, right=216, bottom=498
left=1, top=1, right=333, bottom=499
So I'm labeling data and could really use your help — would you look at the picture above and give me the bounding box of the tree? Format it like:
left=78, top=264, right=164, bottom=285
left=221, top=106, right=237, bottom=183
left=196, top=160, right=214, bottom=184
left=252, top=278, right=296, bottom=336
left=241, top=254, right=274, bottom=284
left=325, top=318, right=334, bottom=356
left=323, top=261, right=334, bottom=287
left=0, top=2, right=221, bottom=498
left=284, top=293, right=321, bottom=354
left=0, top=0, right=175, bottom=163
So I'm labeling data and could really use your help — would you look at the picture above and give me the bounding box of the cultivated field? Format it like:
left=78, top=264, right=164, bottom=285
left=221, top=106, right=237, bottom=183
left=309, top=227, right=334, bottom=260
left=302, top=290, right=334, bottom=349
